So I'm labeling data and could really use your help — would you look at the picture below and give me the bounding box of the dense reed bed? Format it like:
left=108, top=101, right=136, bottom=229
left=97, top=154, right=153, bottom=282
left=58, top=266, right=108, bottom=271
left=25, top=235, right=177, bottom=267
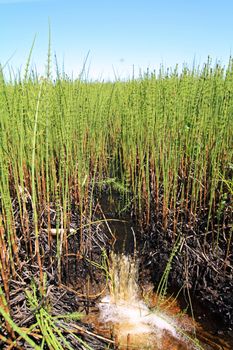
left=0, top=58, right=232, bottom=348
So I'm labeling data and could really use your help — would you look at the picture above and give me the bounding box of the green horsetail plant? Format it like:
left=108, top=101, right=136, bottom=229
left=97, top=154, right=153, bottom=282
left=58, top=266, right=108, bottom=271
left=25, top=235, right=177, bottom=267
left=0, top=57, right=232, bottom=347
left=0, top=60, right=232, bottom=231
left=31, top=80, right=44, bottom=289
left=24, top=280, right=94, bottom=350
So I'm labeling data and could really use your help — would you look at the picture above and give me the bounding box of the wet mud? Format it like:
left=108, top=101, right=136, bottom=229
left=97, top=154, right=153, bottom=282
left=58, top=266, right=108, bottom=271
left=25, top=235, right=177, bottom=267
left=140, top=219, right=233, bottom=333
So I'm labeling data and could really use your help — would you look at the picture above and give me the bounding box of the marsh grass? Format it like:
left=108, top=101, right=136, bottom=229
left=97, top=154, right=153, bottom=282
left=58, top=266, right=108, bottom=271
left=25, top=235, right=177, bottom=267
left=0, top=56, right=232, bottom=348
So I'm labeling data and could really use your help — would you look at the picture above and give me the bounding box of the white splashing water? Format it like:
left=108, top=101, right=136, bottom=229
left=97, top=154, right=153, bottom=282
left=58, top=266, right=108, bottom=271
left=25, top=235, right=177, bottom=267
left=98, top=253, right=181, bottom=347
left=99, top=295, right=178, bottom=337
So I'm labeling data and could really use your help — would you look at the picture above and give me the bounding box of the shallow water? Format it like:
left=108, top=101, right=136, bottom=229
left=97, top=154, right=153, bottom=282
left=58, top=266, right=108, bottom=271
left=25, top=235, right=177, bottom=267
left=98, top=296, right=187, bottom=349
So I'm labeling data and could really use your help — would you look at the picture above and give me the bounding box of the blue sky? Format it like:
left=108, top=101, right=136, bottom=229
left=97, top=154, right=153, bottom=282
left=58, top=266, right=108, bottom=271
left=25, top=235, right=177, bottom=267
left=1, top=0, right=233, bottom=80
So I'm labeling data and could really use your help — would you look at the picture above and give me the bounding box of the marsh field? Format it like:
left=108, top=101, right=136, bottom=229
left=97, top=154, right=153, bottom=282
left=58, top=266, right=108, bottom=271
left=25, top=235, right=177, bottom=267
left=0, top=58, right=232, bottom=349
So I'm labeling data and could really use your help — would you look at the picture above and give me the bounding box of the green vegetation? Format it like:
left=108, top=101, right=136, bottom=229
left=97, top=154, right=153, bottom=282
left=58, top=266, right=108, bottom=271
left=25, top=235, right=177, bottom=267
left=0, top=57, right=232, bottom=348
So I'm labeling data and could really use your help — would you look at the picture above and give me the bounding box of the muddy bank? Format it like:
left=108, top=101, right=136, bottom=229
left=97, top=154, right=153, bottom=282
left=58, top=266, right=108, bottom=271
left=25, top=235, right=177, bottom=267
left=140, top=215, right=233, bottom=335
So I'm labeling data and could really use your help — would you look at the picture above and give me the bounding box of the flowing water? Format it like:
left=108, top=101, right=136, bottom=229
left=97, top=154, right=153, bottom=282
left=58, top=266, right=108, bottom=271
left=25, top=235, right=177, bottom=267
left=84, top=252, right=231, bottom=349
left=97, top=253, right=201, bottom=349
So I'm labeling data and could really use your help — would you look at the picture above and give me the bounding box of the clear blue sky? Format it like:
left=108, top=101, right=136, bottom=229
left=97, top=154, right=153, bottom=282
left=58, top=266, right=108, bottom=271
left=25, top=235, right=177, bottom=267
left=1, top=0, right=233, bottom=80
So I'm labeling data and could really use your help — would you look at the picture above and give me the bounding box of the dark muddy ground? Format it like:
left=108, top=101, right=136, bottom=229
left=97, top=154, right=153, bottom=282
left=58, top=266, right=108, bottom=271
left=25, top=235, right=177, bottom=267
left=0, top=189, right=232, bottom=349
left=0, top=197, right=114, bottom=349
left=140, top=217, right=233, bottom=334
left=137, top=212, right=233, bottom=350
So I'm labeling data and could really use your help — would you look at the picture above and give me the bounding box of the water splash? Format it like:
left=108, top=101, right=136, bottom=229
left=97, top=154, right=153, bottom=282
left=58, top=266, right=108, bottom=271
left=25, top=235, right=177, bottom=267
left=98, top=253, right=192, bottom=349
